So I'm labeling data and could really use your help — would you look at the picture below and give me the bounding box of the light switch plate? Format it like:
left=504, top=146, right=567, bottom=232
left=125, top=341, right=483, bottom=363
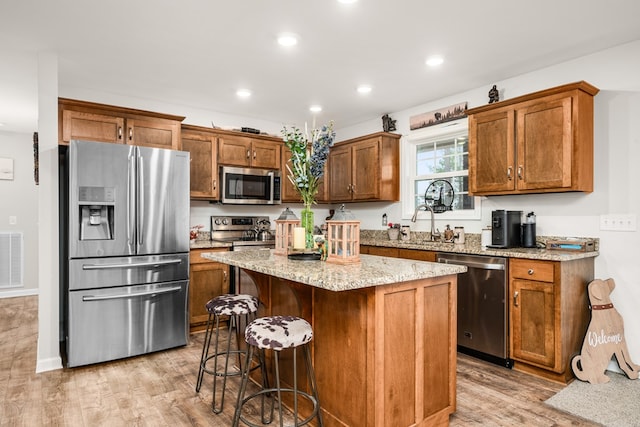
left=599, top=214, right=637, bottom=231
left=9, top=216, right=16, bottom=225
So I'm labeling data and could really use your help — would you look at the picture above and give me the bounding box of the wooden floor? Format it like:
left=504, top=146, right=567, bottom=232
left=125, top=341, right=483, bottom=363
left=1, top=295, right=598, bottom=426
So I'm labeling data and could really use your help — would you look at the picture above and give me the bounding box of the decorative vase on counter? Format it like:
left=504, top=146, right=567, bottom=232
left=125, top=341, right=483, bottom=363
left=301, top=204, right=315, bottom=249
left=388, top=228, right=399, bottom=240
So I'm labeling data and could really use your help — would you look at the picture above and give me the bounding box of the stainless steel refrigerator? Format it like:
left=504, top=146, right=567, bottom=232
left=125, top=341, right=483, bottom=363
left=64, top=140, right=190, bottom=367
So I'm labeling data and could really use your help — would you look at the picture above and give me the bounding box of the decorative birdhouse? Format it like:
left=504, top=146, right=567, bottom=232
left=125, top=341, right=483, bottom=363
left=274, top=207, right=301, bottom=255
left=326, top=204, right=361, bottom=264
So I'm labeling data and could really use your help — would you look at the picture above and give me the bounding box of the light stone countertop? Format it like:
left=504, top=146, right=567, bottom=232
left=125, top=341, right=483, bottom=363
left=201, top=249, right=466, bottom=292
left=360, top=230, right=599, bottom=262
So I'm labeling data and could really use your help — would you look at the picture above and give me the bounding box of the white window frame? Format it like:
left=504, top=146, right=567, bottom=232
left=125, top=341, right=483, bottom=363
left=401, top=118, right=482, bottom=221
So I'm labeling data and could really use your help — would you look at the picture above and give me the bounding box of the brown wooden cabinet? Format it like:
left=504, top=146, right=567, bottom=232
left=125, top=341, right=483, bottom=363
left=189, top=248, right=230, bottom=332
left=509, top=257, right=593, bottom=383
left=360, top=245, right=437, bottom=262
left=329, top=132, right=400, bottom=202
left=59, top=98, right=184, bottom=149
left=467, top=81, right=599, bottom=196
left=281, top=146, right=329, bottom=203
left=181, top=125, right=219, bottom=200
left=218, top=134, right=281, bottom=169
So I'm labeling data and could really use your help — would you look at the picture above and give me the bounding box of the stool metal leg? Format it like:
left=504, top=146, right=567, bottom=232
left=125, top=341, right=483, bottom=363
left=303, top=344, right=323, bottom=426
left=195, top=312, right=214, bottom=392
left=212, top=314, right=232, bottom=413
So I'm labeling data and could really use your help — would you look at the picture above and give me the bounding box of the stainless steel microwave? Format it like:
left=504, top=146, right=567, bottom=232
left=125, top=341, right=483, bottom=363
left=220, top=166, right=281, bottom=205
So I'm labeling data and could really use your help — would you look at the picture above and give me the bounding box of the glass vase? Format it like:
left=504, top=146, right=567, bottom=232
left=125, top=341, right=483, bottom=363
left=301, top=204, right=315, bottom=249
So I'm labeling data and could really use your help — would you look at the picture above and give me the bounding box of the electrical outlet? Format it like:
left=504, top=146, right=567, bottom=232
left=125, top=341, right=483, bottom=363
left=599, top=214, right=637, bottom=231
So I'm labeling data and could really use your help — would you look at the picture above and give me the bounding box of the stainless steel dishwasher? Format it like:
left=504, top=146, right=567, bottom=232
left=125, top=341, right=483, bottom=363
left=437, top=253, right=513, bottom=368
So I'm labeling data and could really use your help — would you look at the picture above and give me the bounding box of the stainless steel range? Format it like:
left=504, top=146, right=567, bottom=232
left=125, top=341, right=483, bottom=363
left=210, top=216, right=275, bottom=293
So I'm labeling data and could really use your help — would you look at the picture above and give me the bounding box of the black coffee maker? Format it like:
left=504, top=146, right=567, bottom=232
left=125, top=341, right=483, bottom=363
left=491, top=210, right=522, bottom=248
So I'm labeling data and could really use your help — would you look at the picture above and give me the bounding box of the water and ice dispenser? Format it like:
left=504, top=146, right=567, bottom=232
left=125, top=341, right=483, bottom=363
left=78, top=186, right=114, bottom=240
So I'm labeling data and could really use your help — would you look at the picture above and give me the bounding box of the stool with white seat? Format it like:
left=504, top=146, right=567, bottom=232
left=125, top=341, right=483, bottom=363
left=195, top=294, right=260, bottom=413
left=233, top=315, right=323, bottom=427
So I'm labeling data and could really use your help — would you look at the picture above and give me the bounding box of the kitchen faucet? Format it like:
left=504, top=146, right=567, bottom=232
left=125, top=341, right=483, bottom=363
left=411, top=204, right=440, bottom=241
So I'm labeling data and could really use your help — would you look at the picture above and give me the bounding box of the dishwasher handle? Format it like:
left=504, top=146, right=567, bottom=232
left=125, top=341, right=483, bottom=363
left=437, top=257, right=505, bottom=271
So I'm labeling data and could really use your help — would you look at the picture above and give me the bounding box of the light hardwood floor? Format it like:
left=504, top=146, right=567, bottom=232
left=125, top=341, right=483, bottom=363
left=1, top=296, right=597, bottom=426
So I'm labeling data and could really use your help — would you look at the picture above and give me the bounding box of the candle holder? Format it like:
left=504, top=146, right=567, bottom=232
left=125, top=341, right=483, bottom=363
left=274, top=207, right=301, bottom=256
left=326, top=204, right=361, bottom=264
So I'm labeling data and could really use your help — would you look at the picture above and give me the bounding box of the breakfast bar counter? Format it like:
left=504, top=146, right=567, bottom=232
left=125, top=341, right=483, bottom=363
left=202, top=249, right=466, bottom=427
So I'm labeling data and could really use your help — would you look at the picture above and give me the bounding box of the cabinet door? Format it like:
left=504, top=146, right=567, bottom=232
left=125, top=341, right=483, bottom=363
left=469, top=110, right=515, bottom=193
left=189, top=254, right=229, bottom=331
left=352, top=139, right=380, bottom=200
left=218, top=135, right=252, bottom=167
left=329, top=145, right=353, bottom=201
left=251, top=140, right=281, bottom=169
left=516, top=97, right=572, bottom=190
left=281, top=147, right=301, bottom=202
left=397, top=249, right=436, bottom=262
left=61, top=110, right=125, bottom=144
left=127, top=117, right=181, bottom=149
left=511, top=279, right=556, bottom=368
left=182, top=132, right=218, bottom=199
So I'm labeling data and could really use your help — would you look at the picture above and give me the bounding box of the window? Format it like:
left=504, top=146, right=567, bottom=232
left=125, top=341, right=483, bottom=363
left=402, top=119, right=481, bottom=220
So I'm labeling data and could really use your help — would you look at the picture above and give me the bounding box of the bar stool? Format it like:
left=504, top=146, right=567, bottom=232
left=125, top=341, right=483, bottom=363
left=196, top=294, right=260, bottom=413
left=233, top=315, right=323, bottom=427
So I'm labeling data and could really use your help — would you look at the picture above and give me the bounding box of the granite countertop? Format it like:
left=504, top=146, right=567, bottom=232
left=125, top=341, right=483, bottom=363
left=360, top=230, right=599, bottom=262
left=190, top=240, right=231, bottom=250
left=201, top=249, right=466, bottom=292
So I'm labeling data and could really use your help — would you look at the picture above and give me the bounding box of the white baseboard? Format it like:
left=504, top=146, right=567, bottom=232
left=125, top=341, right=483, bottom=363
left=0, top=288, right=39, bottom=298
left=36, top=356, right=63, bottom=373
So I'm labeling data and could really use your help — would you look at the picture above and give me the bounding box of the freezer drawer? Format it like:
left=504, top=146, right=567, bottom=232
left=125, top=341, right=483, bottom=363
left=66, top=280, right=188, bottom=367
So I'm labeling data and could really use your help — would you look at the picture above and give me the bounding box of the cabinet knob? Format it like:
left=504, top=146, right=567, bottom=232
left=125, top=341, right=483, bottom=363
left=528, top=268, right=534, bottom=275
left=128, top=127, right=133, bottom=141
left=118, top=127, right=123, bottom=140
left=253, top=151, right=256, bottom=159
left=518, top=166, right=523, bottom=180
left=246, top=150, right=250, bottom=159
left=212, top=179, right=217, bottom=190
left=507, top=166, right=513, bottom=180
left=513, top=291, right=519, bottom=307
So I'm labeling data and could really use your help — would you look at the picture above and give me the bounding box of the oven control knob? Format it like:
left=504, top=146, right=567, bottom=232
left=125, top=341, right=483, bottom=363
left=214, top=218, right=221, bottom=225
left=222, top=218, right=229, bottom=225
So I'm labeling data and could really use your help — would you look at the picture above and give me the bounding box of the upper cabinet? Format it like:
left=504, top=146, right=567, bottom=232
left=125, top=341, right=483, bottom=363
left=59, top=98, right=184, bottom=149
left=181, top=125, right=219, bottom=200
left=328, top=132, right=400, bottom=202
left=217, top=134, right=281, bottom=170
left=467, top=81, right=599, bottom=196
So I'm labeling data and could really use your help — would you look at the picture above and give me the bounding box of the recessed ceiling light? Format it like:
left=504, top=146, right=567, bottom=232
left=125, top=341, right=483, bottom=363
left=309, top=105, right=322, bottom=113
left=357, top=85, right=372, bottom=94
left=426, top=56, right=444, bottom=67
left=277, top=33, right=299, bottom=47
left=236, top=89, right=251, bottom=98
left=337, top=0, right=358, bottom=4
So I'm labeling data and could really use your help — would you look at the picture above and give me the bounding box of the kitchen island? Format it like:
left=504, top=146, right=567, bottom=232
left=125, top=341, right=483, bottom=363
left=202, top=249, right=466, bottom=427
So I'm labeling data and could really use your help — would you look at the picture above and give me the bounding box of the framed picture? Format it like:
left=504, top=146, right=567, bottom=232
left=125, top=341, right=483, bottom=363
left=410, top=101, right=468, bottom=131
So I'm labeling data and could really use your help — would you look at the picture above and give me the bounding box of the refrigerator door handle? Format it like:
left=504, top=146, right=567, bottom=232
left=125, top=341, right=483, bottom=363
left=137, top=153, right=144, bottom=248
left=82, top=286, right=182, bottom=302
left=82, top=259, right=183, bottom=270
left=127, top=152, right=136, bottom=248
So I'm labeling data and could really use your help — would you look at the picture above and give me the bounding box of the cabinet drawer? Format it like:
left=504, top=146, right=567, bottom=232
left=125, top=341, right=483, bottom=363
left=190, top=248, right=229, bottom=264
left=510, top=259, right=555, bottom=283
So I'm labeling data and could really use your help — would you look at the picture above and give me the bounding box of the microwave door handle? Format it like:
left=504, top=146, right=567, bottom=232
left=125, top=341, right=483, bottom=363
left=137, top=153, right=144, bottom=249
left=269, top=171, right=275, bottom=204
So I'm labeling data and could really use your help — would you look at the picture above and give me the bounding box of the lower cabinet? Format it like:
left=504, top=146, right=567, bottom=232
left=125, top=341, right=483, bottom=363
left=360, top=245, right=436, bottom=262
left=189, top=248, right=230, bottom=332
left=509, top=257, right=593, bottom=383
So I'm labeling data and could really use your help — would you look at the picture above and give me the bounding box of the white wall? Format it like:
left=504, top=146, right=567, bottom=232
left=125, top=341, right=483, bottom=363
left=0, top=131, right=39, bottom=296
left=339, top=39, right=640, bottom=365
left=35, top=40, right=640, bottom=371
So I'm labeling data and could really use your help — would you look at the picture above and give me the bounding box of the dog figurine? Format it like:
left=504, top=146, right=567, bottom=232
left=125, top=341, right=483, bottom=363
left=571, top=278, right=639, bottom=384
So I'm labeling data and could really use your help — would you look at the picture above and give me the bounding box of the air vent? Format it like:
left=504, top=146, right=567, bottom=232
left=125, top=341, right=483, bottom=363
left=0, top=232, right=23, bottom=287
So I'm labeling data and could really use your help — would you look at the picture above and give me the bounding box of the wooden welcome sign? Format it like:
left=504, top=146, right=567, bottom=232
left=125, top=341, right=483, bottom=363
left=572, top=278, right=640, bottom=384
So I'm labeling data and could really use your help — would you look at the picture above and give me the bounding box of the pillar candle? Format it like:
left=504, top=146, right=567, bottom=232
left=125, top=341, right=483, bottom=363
left=293, top=227, right=306, bottom=249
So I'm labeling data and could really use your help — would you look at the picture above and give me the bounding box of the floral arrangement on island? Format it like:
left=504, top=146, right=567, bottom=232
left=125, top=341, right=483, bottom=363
left=282, top=121, right=336, bottom=248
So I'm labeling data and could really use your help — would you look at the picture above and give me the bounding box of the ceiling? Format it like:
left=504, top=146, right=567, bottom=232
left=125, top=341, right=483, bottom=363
left=2, top=0, right=640, bottom=134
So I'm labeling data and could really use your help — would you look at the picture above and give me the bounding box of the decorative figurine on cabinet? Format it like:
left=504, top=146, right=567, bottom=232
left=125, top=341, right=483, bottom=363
left=382, top=114, right=397, bottom=132
left=488, top=85, right=500, bottom=103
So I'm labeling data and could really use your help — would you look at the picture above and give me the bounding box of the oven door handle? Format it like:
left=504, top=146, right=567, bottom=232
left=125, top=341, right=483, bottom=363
left=437, top=258, right=505, bottom=271
left=82, top=286, right=182, bottom=302
left=82, top=259, right=183, bottom=270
